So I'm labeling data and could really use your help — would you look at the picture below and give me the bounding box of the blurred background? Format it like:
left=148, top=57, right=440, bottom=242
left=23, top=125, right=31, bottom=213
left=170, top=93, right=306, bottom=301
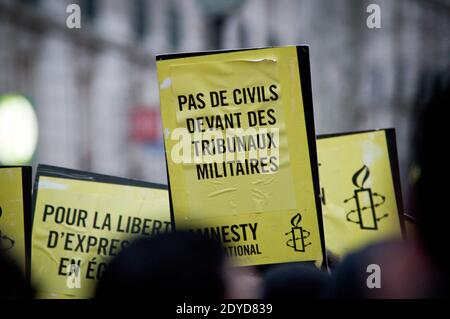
left=0, top=0, right=449, bottom=202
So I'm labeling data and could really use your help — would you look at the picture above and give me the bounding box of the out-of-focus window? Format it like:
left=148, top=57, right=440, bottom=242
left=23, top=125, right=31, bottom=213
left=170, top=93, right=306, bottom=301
left=134, top=0, right=147, bottom=42
left=168, top=1, right=180, bottom=50
left=81, top=0, right=97, bottom=25
left=19, top=0, right=40, bottom=7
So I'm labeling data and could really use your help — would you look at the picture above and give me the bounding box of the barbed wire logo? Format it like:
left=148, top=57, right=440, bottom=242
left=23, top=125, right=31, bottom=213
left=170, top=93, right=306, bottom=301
left=344, top=165, right=387, bottom=230
left=285, top=212, right=311, bottom=252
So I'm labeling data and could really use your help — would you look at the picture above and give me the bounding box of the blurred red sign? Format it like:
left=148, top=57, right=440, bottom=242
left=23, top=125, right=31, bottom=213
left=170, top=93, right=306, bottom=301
left=130, top=107, right=162, bottom=143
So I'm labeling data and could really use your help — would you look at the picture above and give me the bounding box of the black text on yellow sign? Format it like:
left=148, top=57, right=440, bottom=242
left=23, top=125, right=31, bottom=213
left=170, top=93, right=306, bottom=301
left=317, top=129, right=405, bottom=258
left=156, top=46, right=326, bottom=266
left=31, top=165, right=171, bottom=298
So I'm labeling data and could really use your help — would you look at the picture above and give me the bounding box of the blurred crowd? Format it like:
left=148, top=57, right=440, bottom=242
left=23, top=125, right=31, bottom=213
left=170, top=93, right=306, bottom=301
left=1, top=70, right=449, bottom=299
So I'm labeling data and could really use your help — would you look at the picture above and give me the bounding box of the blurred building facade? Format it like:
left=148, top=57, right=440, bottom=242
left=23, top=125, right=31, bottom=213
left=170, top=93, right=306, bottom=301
left=0, top=0, right=449, bottom=197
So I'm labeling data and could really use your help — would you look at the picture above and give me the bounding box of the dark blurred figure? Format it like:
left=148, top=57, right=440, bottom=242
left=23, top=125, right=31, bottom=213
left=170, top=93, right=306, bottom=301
left=263, top=263, right=330, bottom=298
left=0, top=250, right=33, bottom=299
left=409, top=69, right=450, bottom=297
left=326, top=240, right=436, bottom=298
left=328, top=69, right=450, bottom=298
left=96, top=231, right=227, bottom=298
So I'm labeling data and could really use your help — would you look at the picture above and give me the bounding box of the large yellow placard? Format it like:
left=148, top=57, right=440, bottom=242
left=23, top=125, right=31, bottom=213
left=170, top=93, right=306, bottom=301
left=157, top=46, right=325, bottom=266
left=31, top=168, right=171, bottom=298
left=317, top=129, right=404, bottom=258
left=0, top=167, right=28, bottom=271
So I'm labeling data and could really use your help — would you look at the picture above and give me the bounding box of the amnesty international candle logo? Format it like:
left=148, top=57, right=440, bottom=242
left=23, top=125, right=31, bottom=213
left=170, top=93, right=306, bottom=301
left=157, top=46, right=326, bottom=266
left=344, top=165, right=388, bottom=230
left=285, top=213, right=311, bottom=252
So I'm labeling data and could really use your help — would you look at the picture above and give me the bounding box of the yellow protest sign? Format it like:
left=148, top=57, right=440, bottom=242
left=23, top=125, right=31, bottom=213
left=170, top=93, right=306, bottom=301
left=317, top=129, right=404, bottom=258
left=0, top=166, right=31, bottom=273
left=156, top=46, right=325, bottom=266
left=31, top=165, right=171, bottom=298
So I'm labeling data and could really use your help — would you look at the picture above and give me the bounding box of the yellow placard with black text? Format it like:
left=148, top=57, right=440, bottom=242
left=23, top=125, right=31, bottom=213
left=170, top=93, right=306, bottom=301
left=31, top=165, right=171, bottom=298
left=0, top=166, right=31, bottom=272
left=156, top=46, right=325, bottom=266
left=317, top=129, right=404, bottom=259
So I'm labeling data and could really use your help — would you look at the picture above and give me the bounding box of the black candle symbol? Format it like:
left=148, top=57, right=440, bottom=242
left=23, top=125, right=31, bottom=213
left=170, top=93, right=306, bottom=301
left=285, top=213, right=311, bottom=252
left=344, top=165, right=388, bottom=230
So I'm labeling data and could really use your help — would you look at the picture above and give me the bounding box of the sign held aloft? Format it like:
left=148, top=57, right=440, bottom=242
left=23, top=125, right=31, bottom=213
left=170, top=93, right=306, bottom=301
left=31, top=165, right=171, bottom=298
left=317, top=129, right=405, bottom=259
left=156, top=46, right=326, bottom=266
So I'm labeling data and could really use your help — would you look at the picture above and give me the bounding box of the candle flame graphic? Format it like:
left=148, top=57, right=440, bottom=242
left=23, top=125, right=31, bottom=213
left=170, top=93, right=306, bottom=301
left=352, top=165, right=370, bottom=189
left=291, top=213, right=302, bottom=227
